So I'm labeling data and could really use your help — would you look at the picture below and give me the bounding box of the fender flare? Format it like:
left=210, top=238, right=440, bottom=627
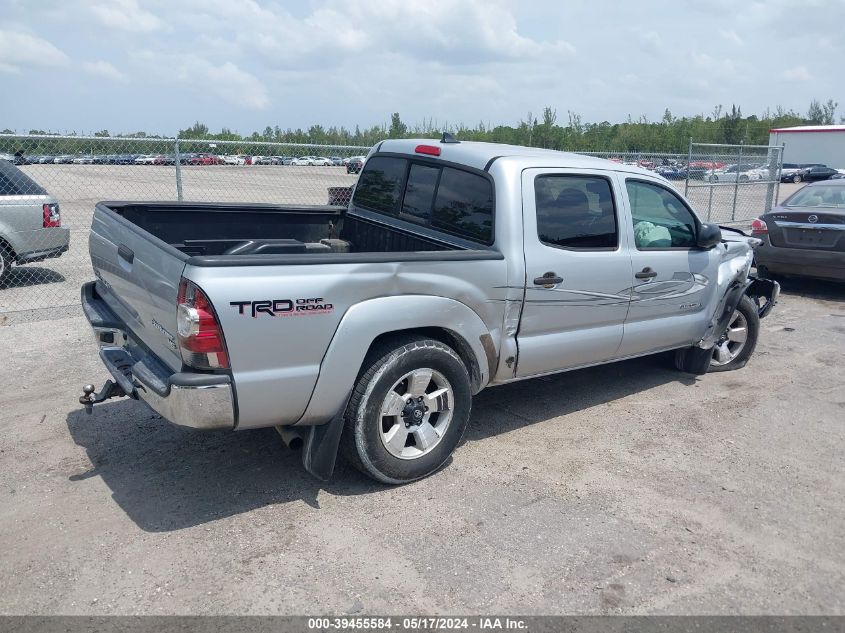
left=295, top=295, right=494, bottom=426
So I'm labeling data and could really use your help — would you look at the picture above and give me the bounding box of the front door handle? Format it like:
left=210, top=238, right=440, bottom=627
left=533, top=272, right=563, bottom=287
left=635, top=267, right=657, bottom=280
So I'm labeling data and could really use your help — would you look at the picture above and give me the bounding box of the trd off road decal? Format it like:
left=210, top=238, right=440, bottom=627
left=230, top=298, right=334, bottom=318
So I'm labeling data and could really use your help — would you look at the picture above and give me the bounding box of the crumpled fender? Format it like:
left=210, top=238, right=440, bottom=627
left=697, top=240, right=754, bottom=349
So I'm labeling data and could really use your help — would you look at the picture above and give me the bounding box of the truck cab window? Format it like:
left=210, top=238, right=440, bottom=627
left=626, top=180, right=697, bottom=249
left=535, top=175, right=618, bottom=249
left=352, top=157, right=408, bottom=215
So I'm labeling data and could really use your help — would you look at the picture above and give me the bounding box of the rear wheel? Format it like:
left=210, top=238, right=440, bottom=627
left=792, top=174, right=802, bottom=184
left=340, top=337, right=472, bottom=484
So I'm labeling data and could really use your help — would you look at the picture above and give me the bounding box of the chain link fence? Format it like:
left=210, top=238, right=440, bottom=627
left=0, top=134, right=370, bottom=323
left=0, top=135, right=788, bottom=324
left=581, top=142, right=785, bottom=224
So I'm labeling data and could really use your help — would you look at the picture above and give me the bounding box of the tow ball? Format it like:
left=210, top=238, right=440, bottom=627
left=79, top=380, right=126, bottom=414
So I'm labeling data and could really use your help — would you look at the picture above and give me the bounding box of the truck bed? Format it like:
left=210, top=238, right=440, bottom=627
left=103, top=202, right=464, bottom=261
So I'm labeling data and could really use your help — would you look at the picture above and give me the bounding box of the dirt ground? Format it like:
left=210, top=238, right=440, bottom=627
left=0, top=276, right=843, bottom=615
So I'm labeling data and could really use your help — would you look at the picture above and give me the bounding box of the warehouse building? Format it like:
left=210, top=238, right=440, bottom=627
left=769, top=125, right=845, bottom=169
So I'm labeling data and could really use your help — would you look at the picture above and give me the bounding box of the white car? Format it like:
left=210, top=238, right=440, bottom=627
left=290, top=156, right=315, bottom=166
left=72, top=156, right=94, bottom=164
left=223, top=155, right=248, bottom=165
left=134, top=155, right=158, bottom=165
left=312, top=157, right=333, bottom=166
left=706, top=164, right=763, bottom=183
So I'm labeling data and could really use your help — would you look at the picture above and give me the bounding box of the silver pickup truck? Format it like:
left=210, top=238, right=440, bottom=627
left=79, top=138, right=778, bottom=484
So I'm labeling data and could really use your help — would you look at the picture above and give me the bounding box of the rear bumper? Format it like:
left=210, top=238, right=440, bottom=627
left=17, top=242, right=70, bottom=264
left=81, top=281, right=236, bottom=430
left=755, top=238, right=845, bottom=281
left=13, top=227, right=70, bottom=263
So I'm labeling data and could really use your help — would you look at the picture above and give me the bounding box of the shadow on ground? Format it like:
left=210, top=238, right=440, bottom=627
left=0, top=266, right=65, bottom=289
left=66, top=354, right=696, bottom=532
left=773, top=276, right=845, bottom=303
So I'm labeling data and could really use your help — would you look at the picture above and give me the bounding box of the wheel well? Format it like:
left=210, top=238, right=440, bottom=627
left=367, top=327, right=483, bottom=392
left=0, top=237, right=15, bottom=260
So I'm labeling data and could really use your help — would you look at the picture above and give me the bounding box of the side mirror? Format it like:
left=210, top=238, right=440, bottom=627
left=697, top=223, right=722, bottom=249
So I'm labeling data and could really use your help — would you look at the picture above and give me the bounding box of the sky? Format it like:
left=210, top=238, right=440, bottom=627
left=1, top=0, right=843, bottom=136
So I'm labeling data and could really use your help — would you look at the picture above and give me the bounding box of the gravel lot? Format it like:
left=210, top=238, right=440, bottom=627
left=0, top=277, right=843, bottom=615
left=1, top=164, right=801, bottom=321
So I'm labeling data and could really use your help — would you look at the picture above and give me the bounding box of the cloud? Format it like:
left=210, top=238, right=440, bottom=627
left=719, top=29, right=744, bottom=46
left=89, top=0, right=165, bottom=32
left=632, top=28, right=662, bottom=54
left=0, top=29, right=70, bottom=71
left=138, top=52, right=269, bottom=110
left=82, top=60, right=126, bottom=82
left=175, top=0, right=574, bottom=70
left=783, top=66, right=813, bottom=82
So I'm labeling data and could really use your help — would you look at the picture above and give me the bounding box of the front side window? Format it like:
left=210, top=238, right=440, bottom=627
left=534, top=174, right=618, bottom=249
left=626, top=180, right=697, bottom=249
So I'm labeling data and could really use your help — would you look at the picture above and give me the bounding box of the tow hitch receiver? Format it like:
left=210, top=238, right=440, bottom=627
left=79, top=380, right=127, bottom=414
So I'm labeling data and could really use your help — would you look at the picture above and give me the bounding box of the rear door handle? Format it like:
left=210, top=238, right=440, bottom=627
left=533, top=272, right=563, bottom=287
left=117, top=244, right=134, bottom=264
left=635, top=267, right=657, bottom=279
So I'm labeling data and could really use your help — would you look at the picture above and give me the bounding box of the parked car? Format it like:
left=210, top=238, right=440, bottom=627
left=187, top=153, right=224, bottom=166
left=72, top=156, right=94, bottom=165
left=0, top=160, right=70, bottom=285
left=134, top=155, right=158, bottom=165
left=346, top=156, right=365, bottom=174
left=312, top=157, right=334, bottom=166
left=752, top=180, right=845, bottom=281
left=330, top=156, right=344, bottom=166
left=707, top=164, right=763, bottom=183
left=79, top=139, right=778, bottom=484
left=290, top=156, right=315, bottom=166
left=252, top=156, right=278, bottom=165
left=223, top=154, right=251, bottom=166
left=798, top=165, right=839, bottom=182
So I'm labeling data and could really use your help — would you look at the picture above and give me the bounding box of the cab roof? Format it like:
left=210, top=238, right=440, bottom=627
left=374, top=138, right=654, bottom=177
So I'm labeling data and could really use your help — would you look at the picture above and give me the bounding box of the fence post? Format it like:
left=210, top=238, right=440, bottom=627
left=174, top=137, right=183, bottom=201
left=731, top=141, right=743, bottom=221
left=685, top=137, right=692, bottom=196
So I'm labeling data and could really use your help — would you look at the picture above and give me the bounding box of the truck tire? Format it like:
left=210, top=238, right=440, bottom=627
left=673, top=295, right=760, bottom=374
left=708, top=295, right=760, bottom=372
left=0, top=243, right=13, bottom=287
left=340, top=337, right=472, bottom=484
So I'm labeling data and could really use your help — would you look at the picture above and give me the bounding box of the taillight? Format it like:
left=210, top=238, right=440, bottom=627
left=43, top=203, right=61, bottom=228
left=751, top=218, right=768, bottom=235
left=176, top=278, right=229, bottom=370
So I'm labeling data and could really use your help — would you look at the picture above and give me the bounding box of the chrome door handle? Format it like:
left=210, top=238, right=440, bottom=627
left=635, top=267, right=657, bottom=279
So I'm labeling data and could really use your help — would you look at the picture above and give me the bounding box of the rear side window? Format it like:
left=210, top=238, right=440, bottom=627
left=352, top=157, right=494, bottom=244
left=535, top=174, right=618, bottom=249
left=352, top=156, right=408, bottom=214
left=0, top=161, right=47, bottom=195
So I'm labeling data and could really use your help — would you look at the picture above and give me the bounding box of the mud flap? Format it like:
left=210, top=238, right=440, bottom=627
left=300, top=391, right=351, bottom=481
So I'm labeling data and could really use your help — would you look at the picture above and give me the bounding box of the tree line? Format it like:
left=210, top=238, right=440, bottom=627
left=2, top=99, right=839, bottom=154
